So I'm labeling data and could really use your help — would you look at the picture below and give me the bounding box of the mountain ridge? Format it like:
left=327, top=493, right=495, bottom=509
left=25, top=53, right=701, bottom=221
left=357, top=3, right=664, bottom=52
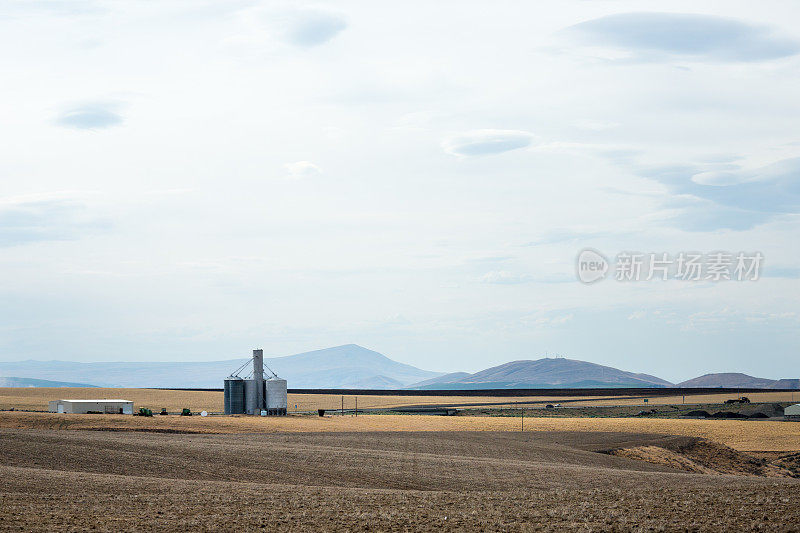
left=0, top=376, right=98, bottom=388
left=406, top=358, right=673, bottom=389
left=0, top=345, right=442, bottom=389
left=2, top=348, right=798, bottom=390
left=678, top=373, right=799, bottom=389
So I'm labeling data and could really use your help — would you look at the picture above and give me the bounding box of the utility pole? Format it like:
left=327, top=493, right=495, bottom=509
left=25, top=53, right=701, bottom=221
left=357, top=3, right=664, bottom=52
left=341, top=395, right=344, bottom=416
left=521, top=407, right=524, bottom=432
left=355, top=397, right=357, bottom=417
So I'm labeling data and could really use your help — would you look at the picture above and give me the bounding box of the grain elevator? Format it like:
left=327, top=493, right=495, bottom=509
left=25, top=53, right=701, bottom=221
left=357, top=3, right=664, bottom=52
left=224, top=349, right=287, bottom=415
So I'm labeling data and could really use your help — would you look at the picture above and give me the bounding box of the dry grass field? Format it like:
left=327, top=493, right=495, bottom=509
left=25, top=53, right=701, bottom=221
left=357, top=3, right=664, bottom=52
left=0, top=387, right=222, bottom=412
left=2, top=411, right=799, bottom=451
left=1, top=428, right=798, bottom=531
left=0, top=386, right=653, bottom=412
left=2, top=386, right=798, bottom=413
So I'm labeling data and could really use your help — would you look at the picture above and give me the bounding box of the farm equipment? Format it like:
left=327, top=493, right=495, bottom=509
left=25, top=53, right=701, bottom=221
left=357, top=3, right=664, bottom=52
left=138, top=408, right=153, bottom=417
left=160, top=408, right=168, bottom=415
left=725, top=397, right=751, bottom=405
left=181, top=408, right=192, bottom=416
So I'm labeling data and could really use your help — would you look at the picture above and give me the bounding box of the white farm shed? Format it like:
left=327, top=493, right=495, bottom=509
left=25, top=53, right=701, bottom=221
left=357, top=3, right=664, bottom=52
left=785, top=404, right=800, bottom=420
left=48, top=399, right=134, bottom=414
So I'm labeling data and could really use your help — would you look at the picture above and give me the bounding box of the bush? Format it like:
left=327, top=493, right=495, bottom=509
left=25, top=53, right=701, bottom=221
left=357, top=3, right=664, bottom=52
left=710, top=411, right=748, bottom=419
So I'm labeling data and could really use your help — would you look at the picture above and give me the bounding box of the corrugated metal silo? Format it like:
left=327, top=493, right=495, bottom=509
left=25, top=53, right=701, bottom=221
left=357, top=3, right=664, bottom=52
left=224, top=377, right=245, bottom=414
left=244, top=379, right=259, bottom=415
left=266, top=377, right=288, bottom=415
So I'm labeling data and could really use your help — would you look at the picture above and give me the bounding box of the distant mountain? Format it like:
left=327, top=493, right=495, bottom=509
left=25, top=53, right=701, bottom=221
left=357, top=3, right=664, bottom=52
left=770, top=379, right=800, bottom=389
left=407, top=372, right=471, bottom=389
left=0, top=344, right=442, bottom=389
left=5, top=347, right=795, bottom=390
left=262, top=345, right=442, bottom=388
left=678, top=373, right=799, bottom=389
left=0, top=376, right=98, bottom=388
left=406, top=358, right=673, bottom=389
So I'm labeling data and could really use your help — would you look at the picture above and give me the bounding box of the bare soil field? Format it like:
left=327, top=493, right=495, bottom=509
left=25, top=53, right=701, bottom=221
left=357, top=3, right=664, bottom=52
left=3, top=387, right=797, bottom=413
left=1, top=428, right=798, bottom=531
left=2, top=411, right=799, bottom=451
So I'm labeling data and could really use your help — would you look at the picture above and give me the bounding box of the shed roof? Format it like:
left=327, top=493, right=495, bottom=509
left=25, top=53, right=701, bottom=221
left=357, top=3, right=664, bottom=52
left=58, top=399, right=132, bottom=403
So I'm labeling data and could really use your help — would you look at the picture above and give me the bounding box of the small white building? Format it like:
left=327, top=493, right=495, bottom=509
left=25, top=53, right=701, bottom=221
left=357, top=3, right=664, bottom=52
left=48, top=399, right=134, bottom=415
left=785, top=403, right=800, bottom=420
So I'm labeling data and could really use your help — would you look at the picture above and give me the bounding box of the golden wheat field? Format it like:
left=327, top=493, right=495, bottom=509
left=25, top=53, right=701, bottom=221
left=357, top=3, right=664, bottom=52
left=2, top=387, right=797, bottom=413
left=1, top=411, right=798, bottom=452
left=0, top=387, right=641, bottom=412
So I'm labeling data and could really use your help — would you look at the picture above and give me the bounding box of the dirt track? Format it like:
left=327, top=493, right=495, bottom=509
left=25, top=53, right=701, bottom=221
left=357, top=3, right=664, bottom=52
left=1, top=429, right=798, bottom=531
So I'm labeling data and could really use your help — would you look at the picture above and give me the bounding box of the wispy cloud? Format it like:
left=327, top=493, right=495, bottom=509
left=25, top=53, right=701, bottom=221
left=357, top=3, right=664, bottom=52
left=222, top=7, right=347, bottom=53
left=762, top=266, right=800, bottom=279
left=614, top=155, right=800, bottom=231
left=54, top=101, right=123, bottom=130
left=565, top=12, right=800, bottom=62
left=524, top=228, right=622, bottom=246
left=682, top=307, right=800, bottom=332
left=660, top=195, right=769, bottom=232
left=443, top=129, right=533, bottom=157
left=691, top=157, right=800, bottom=188
left=279, top=9, right=347, bottom=47
left=0, top=192, right=110, bottom=246
left=0, top=0, right=104, bottom=18
left=480, top=270, right=531, bottom=284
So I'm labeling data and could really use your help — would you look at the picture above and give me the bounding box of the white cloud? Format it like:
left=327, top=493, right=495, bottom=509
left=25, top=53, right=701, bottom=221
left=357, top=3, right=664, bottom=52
left=442, top=130, right=533, bottom=157
left=54, top=101, right=124, bottom=130
left=284, top=161, right=322, bottom=179
left=564, top=12, right=800, bottom=62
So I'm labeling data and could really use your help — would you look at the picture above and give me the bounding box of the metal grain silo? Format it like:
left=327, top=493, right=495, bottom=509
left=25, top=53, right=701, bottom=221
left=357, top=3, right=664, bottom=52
left=223, top=349, right=286, bottom=416
left=224, top=377, right=245, bottom=414
left=244, top=379, right=259, bottom=415
left=266, top=377, right=288, bottom=415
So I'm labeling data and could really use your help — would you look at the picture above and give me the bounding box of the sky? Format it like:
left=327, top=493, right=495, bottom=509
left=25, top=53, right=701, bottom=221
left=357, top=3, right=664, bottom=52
left=1, top=0, right=799, bottom=382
